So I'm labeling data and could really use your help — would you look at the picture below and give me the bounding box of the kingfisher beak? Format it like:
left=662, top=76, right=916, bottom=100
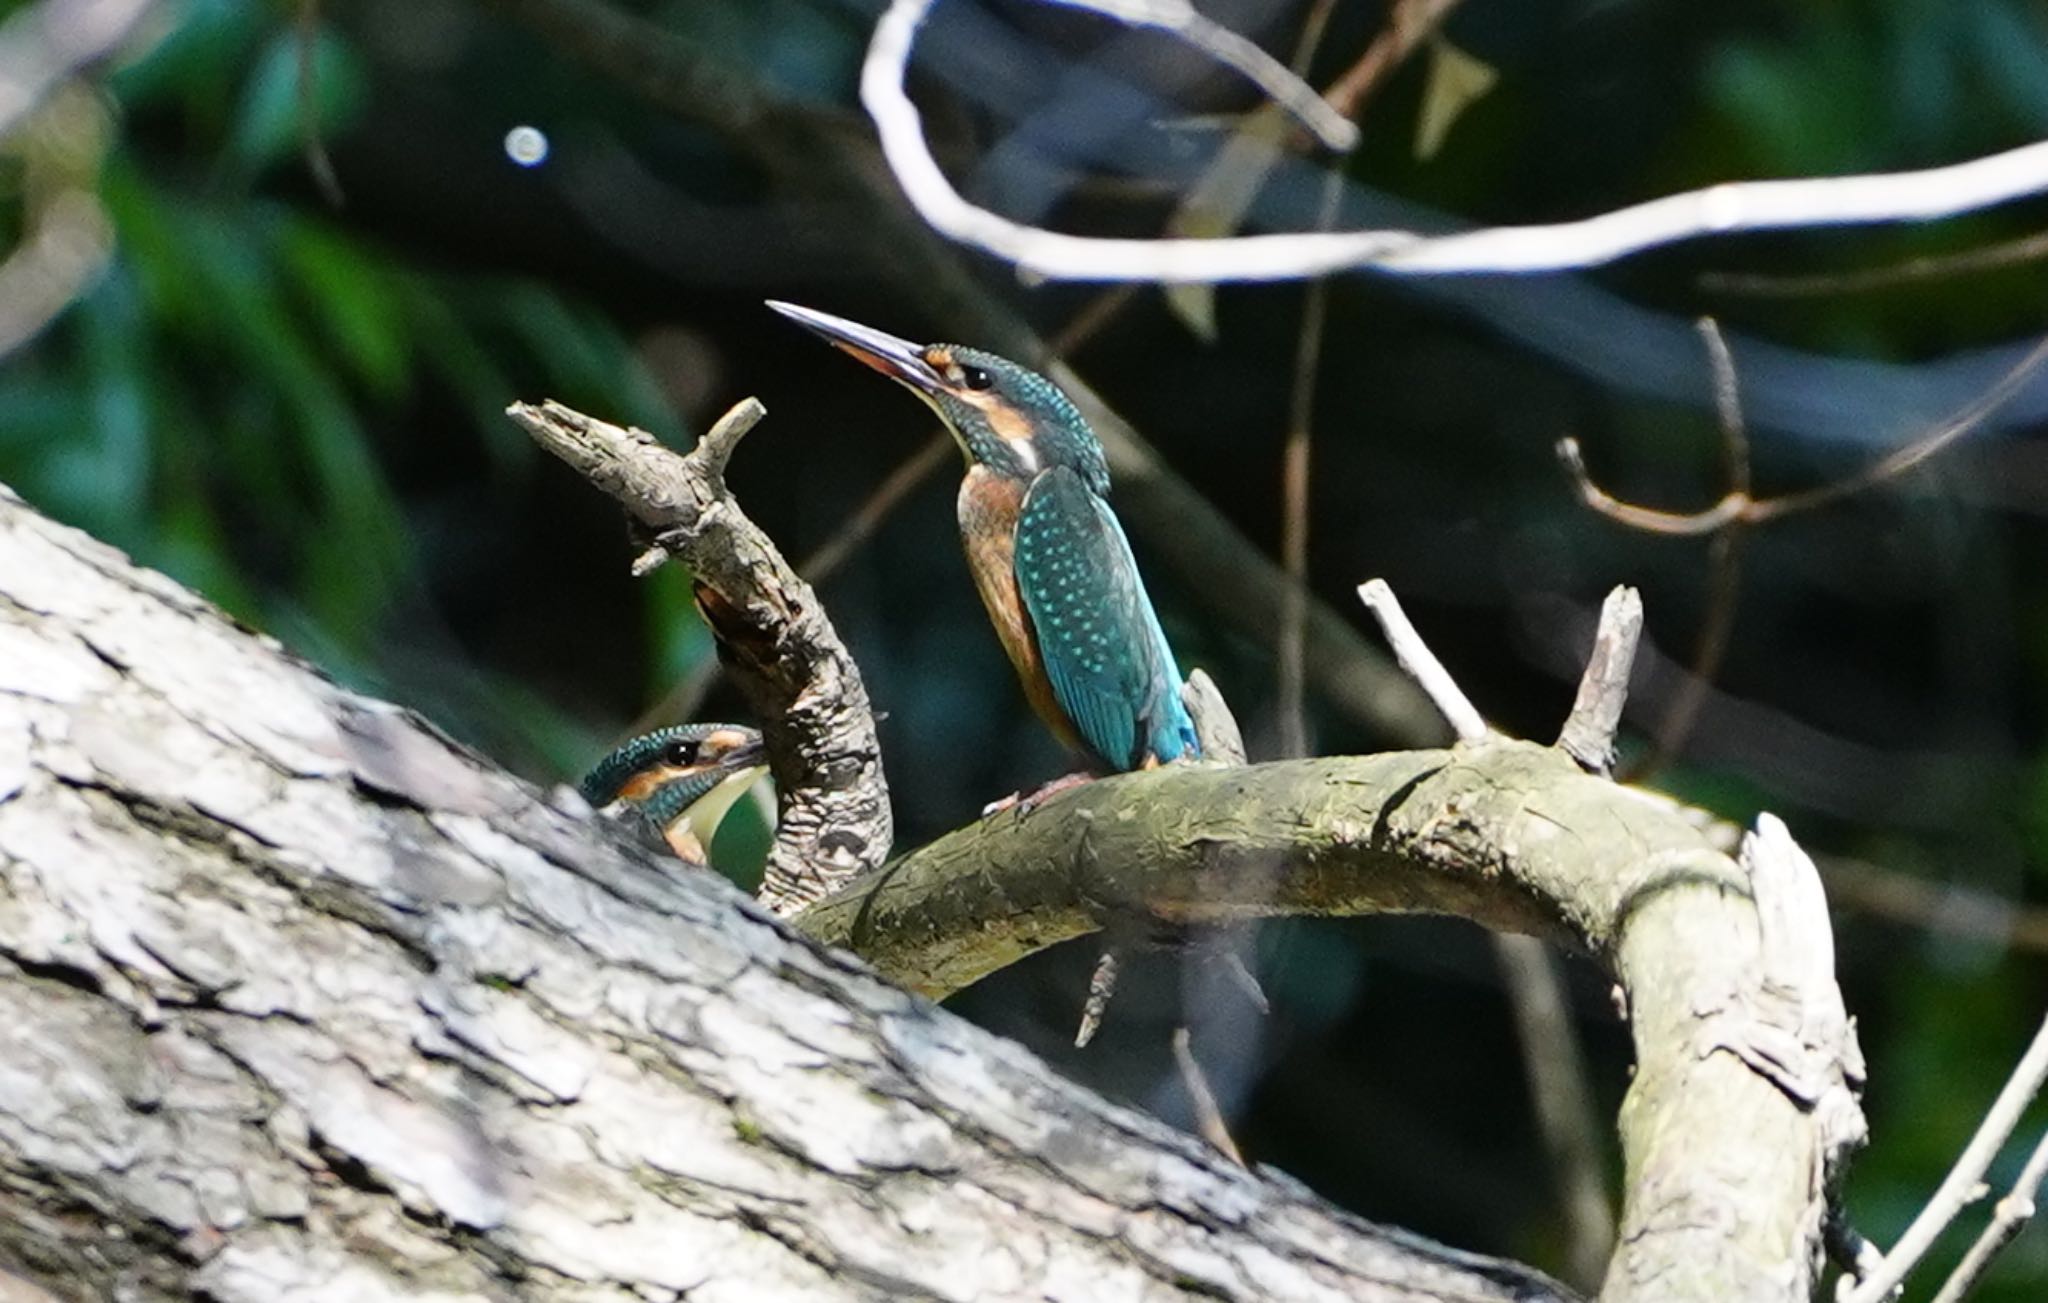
left=767, top=301, right=946, bottom=396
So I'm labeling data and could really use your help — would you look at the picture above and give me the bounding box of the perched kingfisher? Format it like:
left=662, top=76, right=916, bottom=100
left=767, top=302, right=1201, bottom=775
left=580, top=724, right=768, bottom=864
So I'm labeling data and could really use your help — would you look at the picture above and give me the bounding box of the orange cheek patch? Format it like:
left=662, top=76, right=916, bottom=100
left=619, top=764, right=692, bottom=802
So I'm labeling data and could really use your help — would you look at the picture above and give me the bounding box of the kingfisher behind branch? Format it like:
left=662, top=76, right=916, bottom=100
left=767, top=301, right=1201, bottom=775
left=581, top=724, right=768, bottom=864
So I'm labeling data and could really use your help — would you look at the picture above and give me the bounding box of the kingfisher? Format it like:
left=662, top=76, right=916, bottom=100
left=580, top=724, right=768, bottom=864
left=767, top=302, right=1201, bottom=777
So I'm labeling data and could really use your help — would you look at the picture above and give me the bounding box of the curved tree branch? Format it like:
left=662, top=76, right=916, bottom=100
left=795, top=738, right=1866, bottom=1303
left=864, top=0, right=2048, bottom=281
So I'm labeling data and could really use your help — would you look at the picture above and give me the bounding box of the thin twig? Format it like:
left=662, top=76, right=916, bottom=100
left=1171, top=1026, right=1247, bottom=1166
left=1843, top=1010, right=2048, bottom=1303
left=1494, top=934, right=1615, bottom=1288
left=1048, top=283, right=1142, bottom=356
left=1274, top=429, right=1312, bottom=755
left=1291, top=0, right=1342, bottom=82
left=296, top=0, right=344, bottom=206
left=1704, top=226, right=2048, bottom=298
left=1357, top=579, right=1487, bottom=743
left=1557, top=331, right=2048, bottom=537
left=1633, top=320, right=1751, bottom=780
left=1702, top=319, right=1753, bottom=500
left=1754, top=332, right=2048, bottom=520
left=799, top=433, right=953, bottom=584
left=1556, top=585, right=1642, bottom=776
left=1321, top=0, right=1465, bottom=122
left=1553, top=439, right=1745, bottom=536
left=1276, top=172, right=1345, bottom=759
left=1930, top=1124, right=2048, bottom=1303
left=1816, top=853, right=2048, bottom=956
left=866, top=0, right=2048, bottom=281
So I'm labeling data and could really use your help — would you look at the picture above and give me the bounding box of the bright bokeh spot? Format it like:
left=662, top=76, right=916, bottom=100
left=504, top=125, right=549, bottom=167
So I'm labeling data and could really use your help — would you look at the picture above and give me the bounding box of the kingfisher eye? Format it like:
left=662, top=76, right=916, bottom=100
left=960, top=365, right=993, bottom=391
left=664, top=740, right=698, bottom=766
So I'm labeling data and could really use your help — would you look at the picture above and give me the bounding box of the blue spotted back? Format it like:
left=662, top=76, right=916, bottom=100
left=1013, top=466, right=1201, bottom=770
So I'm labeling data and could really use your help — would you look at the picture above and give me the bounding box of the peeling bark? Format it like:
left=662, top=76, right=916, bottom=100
left=0, top=485, right=1574, bottom=1300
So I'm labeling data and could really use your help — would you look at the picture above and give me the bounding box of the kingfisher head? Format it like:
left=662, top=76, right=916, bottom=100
left=580, top=724, right=768, bottom=865
left=768, top=301, right=1109, bottom=493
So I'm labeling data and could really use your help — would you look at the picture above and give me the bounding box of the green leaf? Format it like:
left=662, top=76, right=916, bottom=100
left=225, top=25, right=365, bottom=181
left=108, top=0, right=268, bottom=116
left=1414, top=37, right=1498, bottom=162
left=644, top=563, right=716, bottom=692
left=280, top=219, right=411, bottom=398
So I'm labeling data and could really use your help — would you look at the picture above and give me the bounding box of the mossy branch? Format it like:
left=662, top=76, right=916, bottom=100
left=792, top=627, right=1864, bottom=1303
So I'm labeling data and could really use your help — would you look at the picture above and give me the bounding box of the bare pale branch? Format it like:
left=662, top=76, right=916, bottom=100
left=1843, top=1011, right=2048, bottom=1302
left=1357, top=579, right=1488, bottom=744
left=866, top=0, right=2048, bottom=282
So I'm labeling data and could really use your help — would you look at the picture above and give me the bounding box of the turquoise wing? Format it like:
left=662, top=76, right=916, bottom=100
left=1013, top=466, right=1201, bottom=770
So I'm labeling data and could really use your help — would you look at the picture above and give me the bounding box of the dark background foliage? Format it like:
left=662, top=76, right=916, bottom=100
left=4, top=0, right=2046, bottom=1291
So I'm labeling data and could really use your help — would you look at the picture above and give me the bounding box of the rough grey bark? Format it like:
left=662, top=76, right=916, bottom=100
left=0, top=483, right=1573, bottom=1301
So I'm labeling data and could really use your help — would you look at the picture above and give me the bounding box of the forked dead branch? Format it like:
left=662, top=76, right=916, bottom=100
left=509, top=397, right=892, bottom=914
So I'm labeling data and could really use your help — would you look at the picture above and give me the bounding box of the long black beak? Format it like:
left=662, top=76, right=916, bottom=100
left=766, top=301, right=946, bottom=395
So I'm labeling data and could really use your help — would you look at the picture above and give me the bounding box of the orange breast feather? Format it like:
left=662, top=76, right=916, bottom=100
left=957, top=468, right=1082, bottom=751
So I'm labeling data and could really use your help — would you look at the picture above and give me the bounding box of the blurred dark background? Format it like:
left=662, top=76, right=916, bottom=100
left=3, top=0, right=2046, bottom=1293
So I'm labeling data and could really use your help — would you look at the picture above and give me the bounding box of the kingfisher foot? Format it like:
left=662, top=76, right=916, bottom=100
left=981, top=770, right=1096, bottom=817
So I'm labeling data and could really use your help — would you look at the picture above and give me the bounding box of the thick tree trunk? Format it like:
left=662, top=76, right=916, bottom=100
left=0, top=484, right=1572, bottom=1300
